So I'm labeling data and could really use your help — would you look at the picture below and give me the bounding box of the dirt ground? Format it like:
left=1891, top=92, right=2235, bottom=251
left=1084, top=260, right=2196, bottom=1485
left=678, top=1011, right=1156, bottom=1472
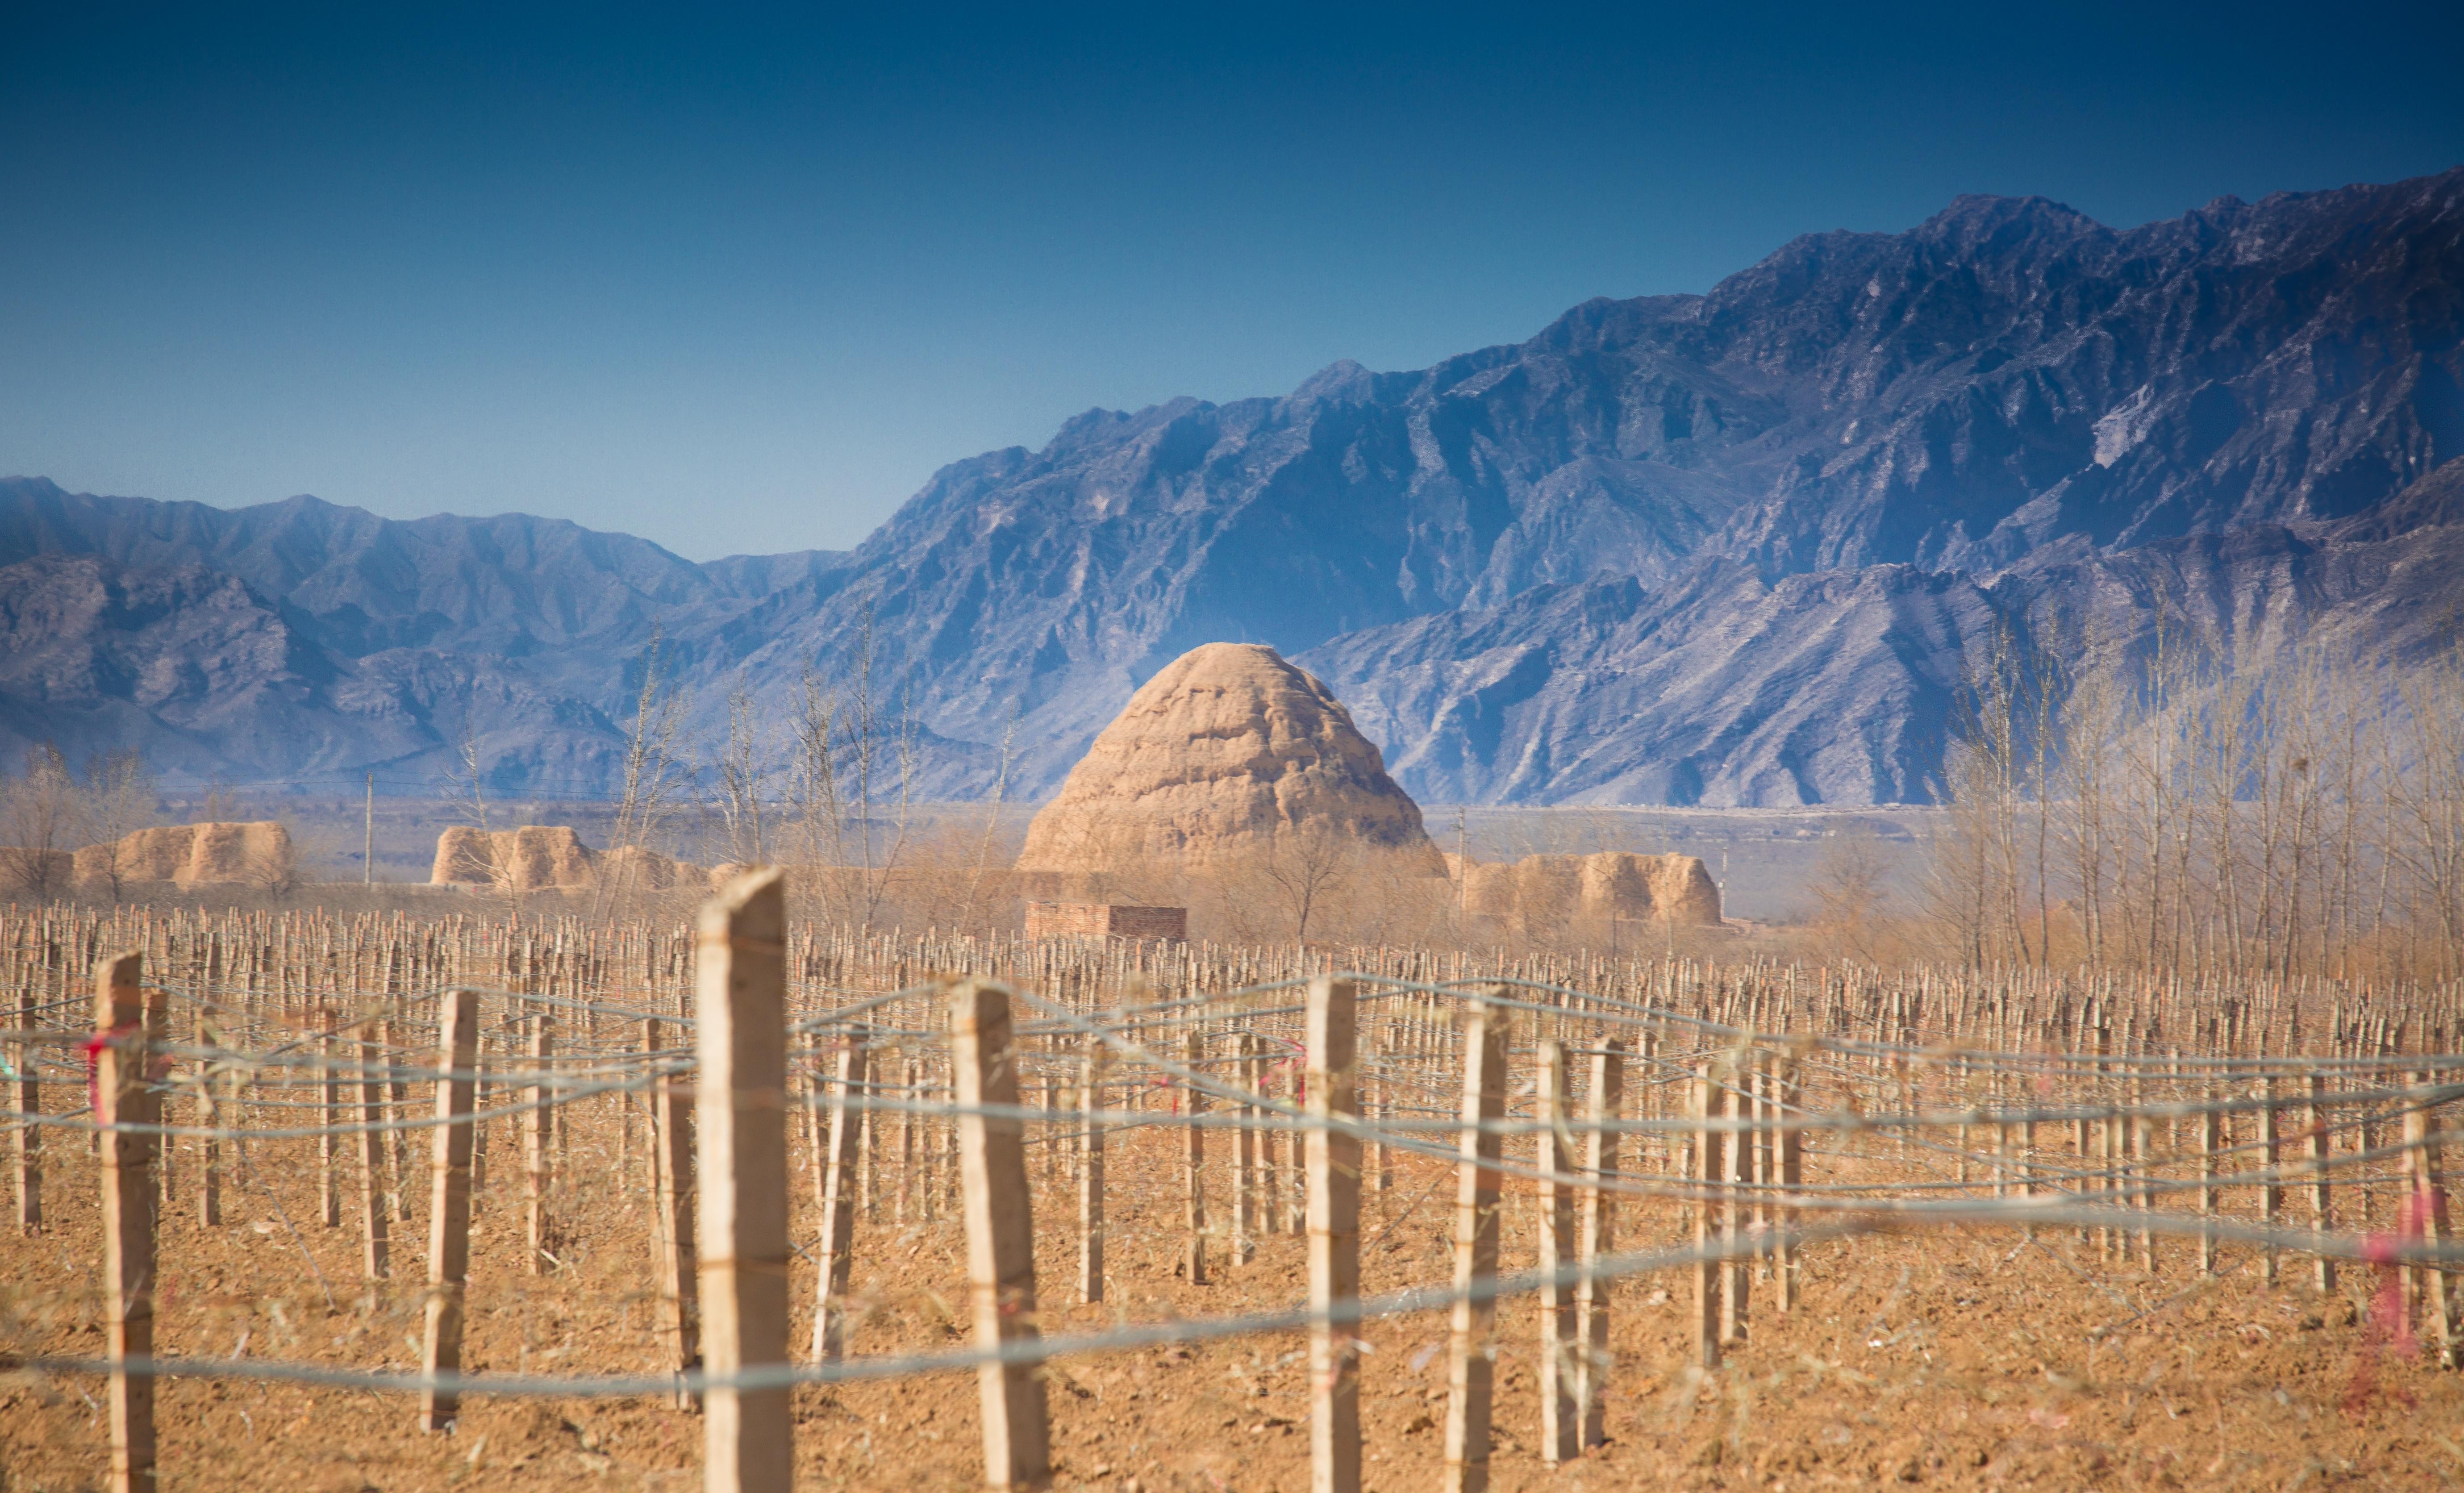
left=6, top=1100, right=2461, bottom=1492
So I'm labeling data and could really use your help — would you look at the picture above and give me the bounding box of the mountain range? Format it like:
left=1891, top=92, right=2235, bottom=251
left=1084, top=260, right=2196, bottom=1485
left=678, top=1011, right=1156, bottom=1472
left=5, top=167, right=2460, bottom=806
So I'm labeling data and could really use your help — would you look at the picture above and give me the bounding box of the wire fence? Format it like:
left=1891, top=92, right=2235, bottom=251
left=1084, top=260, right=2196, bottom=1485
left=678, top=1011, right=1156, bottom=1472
left=4, top=888, right=2461, bottom=1490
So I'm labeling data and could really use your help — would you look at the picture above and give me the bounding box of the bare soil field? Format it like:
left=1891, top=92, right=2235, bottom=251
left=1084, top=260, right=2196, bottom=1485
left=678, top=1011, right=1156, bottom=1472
left=8, top=1080, right=2460, bottom=1491
left=4, top=902, right=2459, bottom=1492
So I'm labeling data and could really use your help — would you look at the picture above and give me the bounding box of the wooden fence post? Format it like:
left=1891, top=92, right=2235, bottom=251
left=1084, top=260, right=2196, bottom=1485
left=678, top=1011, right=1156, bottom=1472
left=1576, top=1039, right=1624, bottom=1450
left=649, top=1018, right=702, bottom=1405
left=95, top=951, right=159, bottom=1493
left=1080, top=1045, right=1106, bottom=1306
left=697, top=868, right=795, bottom=1493
left=1185, top=1029, right=1209, bottom=1285
left=1692, top=1062, right=1722, bottom=1371
left=1722, top=1054, right=1750, bottom=1343
left=1285, top=1062, right=1308, bottom=1235
left=896, top=1056, right=918, bottom=1224
left=1305, top=976, right=1361, bottom=1493
left=2401, top=1074, right=2456, bottom=1367
left=13, top=983, right=38, bottom=1234
left=1373, top=1033, right=1393, bottom=1195
left=1773, top=1051, right=1802, bottom=1313
left=951, top=978, right=1051, bottom=1490
left=2198, top=1087, right=2221, bottom=1276
left=2258, top=1076, right=2281, bottom=1286
left=1536, top=1039, right=1576, bottom=1467
left=1442, top=1000, right=1509, bottom=1493
left=2306, top=1071, right=2334, bottom=1293
left=358, top=1032, right=390, bottom=1279
left=1260, top=1036, right=1282, bottom=1238
left=810, top=1027, right=869, bottom=1362
left=526, top=1015, right=555, bottom=1274
left=195, top=1025, right=221, bottom=1231
left=387, top=964, right=414, bottom=1223
left=321, top=1007, right=342, bottom=1227
left=1234, top=1030, right=1259, bottom=1266
left=420, top=987, right=482, bottom=1433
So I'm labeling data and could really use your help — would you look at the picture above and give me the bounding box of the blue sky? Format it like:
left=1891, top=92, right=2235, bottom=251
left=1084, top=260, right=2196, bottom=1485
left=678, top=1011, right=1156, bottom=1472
left=5, top=2, right=2459, bottom=561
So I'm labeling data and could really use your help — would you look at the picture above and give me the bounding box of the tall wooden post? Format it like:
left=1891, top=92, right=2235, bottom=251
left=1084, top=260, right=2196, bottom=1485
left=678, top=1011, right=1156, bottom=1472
left=1234, top=1030, right=1259, bottom=1265
left=195, top=1022, right=224, bottom=1230
left=320, top=1007, right=343, bottom=1227
left=2258, top=1076, right=2281, bottom=1286
left=951, top=978, right=1051, bottom=1490
left=358, top=1034, right=390, bottom=1278
left=16, top=983, right=41, bottom=1234
left=697, top=868, right=794, bottom=1493
left=1184, top=1029, right=1209, bottom=1285
left=2305, top=1071, right=2334, bottom=1293
left=1260, top=1038, right=1282, bottom=1238
left=386, top=956, right=414, bottom=1223
left=13, top=985, right=38, bottom=1242
left=1080, top=1046, right=1106, bottom=1305
left=1773, top=1051, right=1802, bottom=1312
left=1284, top=1063, right=1308, bottom=1235
left=1372, top=1033, right=1393, bottom=1194
left=649, top=1018, right=701, bottom=1404
left=1536, top=1039, right=1576, bottom=1466
left=1576, top=1040, right=1624, bottom=1449
left=896, top=1056, right=919, bottom=1224
left=1442, top=1001, right=1509, bottom=1493
left=810, top=1028, right=869, bottom=1361
left=2198, top=1088, right=2222, bottom=1276
left=1722, top=1054, right=1750, bottom=1342
left=1305, top=976, right=1362, bottom=1493
left=96, top=951, right=159, bottom=1493
left=2402, top=1075, right=2456, bottom=1367
left=1692, top=1063, right=1723, bottom=1370
left=420, top=987, right=482, bottom=1433
left=526, top=1015, right=554, bottom=1275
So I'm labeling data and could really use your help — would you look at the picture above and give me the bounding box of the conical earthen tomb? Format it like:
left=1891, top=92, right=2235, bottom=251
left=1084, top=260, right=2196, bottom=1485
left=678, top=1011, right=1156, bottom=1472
left=1017, top=642, right=1441, bottom=876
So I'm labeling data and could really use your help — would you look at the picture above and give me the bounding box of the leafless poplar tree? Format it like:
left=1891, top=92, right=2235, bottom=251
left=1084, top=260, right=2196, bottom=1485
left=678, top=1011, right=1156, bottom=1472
left=0, top=745, right=81, bottom=897
left=79, top=748, right=159, bottom=901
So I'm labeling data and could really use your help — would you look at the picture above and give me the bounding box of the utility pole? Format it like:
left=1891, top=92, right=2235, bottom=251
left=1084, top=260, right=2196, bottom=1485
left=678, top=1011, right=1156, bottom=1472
left=365, top=773, right=375, bottom=887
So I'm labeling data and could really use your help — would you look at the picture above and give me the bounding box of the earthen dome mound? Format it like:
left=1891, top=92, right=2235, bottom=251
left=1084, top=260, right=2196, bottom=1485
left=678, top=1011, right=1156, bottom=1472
left=1017, top=643, right=1439, bottom=873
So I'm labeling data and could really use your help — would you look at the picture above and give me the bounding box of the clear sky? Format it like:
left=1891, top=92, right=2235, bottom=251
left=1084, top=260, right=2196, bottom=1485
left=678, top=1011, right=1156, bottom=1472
left=5, top=1, right=2459, bottom=561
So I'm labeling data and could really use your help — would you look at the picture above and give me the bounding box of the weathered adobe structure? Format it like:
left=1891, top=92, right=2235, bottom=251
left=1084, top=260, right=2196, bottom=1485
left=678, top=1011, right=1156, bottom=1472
left=1023, top=902, right=1189, bottom=942
left=1016, top=641, right=1722, bottom=928
left=430, top=826, right=704, bottom=894
left=72, top=822, right=294, bottom=889
left=1016, top=642, right=1443, bottom=882
left=1448, top=850, right=1723, bottom=928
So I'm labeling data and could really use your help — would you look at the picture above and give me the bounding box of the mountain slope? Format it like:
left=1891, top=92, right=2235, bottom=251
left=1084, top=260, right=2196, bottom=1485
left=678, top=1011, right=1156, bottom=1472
left=4, top=167, right=2458, bottom=804
left=710, top=167, right=2464, bottom=798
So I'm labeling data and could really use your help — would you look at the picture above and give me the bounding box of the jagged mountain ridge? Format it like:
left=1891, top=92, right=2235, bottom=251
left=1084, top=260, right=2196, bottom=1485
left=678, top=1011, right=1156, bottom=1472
left=4, top=167, right=2459, bottom=804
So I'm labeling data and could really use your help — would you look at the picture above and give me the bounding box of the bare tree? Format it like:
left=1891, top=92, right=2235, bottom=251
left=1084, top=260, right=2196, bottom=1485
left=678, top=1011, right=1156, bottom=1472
left=1808, top=831, right=1895, bottom=963
left=958, top=705, right=1019, bottom=932
left=709, top=673, right=774, bottom=869
left=445, top=718, right=493, bottom=836
left=789, top=664, right=846, bottom=921
left=594, top=622, right=695, bottom=917
left=0, top=746, right=81, bottom=897
left=2391, top=639, right=2464, bottom=979
left=243, top=825, right=302, bottom=898
left=838, top=606, right=920, bottom=926
left=79, top=748, right=159, bottom=902
left=1259, top=824, right=1359, bottom=944
left=441, top=717, right=526, bottom=905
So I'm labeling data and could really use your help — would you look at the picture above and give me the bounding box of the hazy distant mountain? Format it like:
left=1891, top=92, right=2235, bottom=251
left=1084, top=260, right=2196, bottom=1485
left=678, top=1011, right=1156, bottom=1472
left=4, top=167, right=2459, bottom=804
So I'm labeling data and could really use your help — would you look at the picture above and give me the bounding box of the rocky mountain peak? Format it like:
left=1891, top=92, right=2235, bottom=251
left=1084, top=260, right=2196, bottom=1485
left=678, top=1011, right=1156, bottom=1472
left=6, top=168, right=2459, bottom=806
